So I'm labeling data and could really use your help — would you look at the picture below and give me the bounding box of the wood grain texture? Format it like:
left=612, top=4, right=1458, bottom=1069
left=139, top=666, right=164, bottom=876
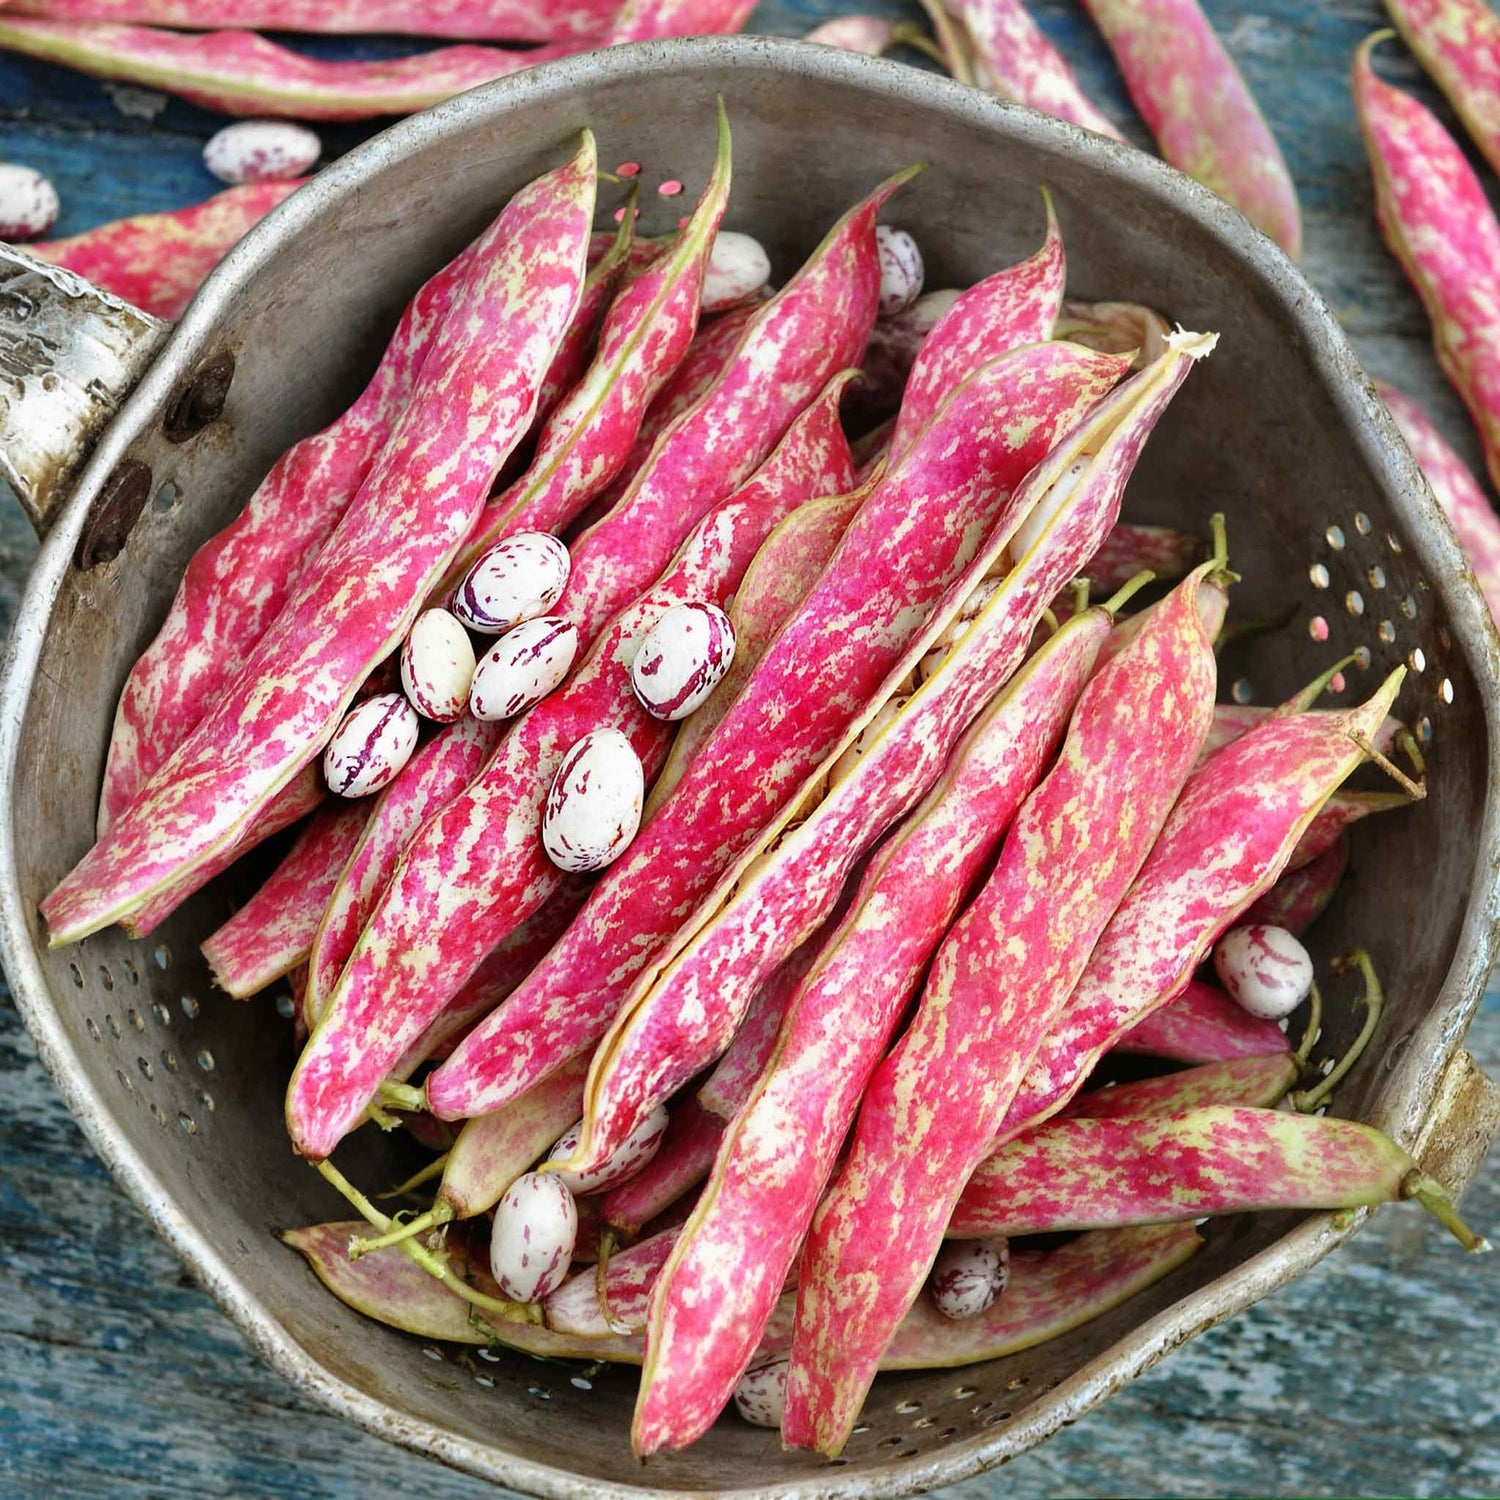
left=0, top=0, right=1496, bottom=1494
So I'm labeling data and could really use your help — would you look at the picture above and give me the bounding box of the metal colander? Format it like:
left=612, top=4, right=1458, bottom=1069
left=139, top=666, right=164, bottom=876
left=0, top=38, right=1496, bottom=1500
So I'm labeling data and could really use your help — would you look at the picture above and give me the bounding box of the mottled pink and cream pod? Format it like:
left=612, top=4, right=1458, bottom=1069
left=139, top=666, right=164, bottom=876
left=784, top=547, right=1225, bottom=1455
left=803, top=14, right=896, bottom=52
left=600, top=1098, right=725, bottom=1237
left=290, top=373, right=857, bottom=1158
left=202, top=119, right=319, bottom=184
left=323, top=693, right=419, bottom=798
left=1213, top=924, right=1314, bottom=1020
left=1377, top=379, right=1500, bottom=626
left=1356, top=34, right=1500, bottom=490
left=400, top=608, right=476, bottom=722
left=1080, top=0, right=1301, bottom=256
left=929, top=1238, right=1010, bottom=1319
left=991, top=670, right=1406, bottom=1145
left=541, top=728, right=645, bottom=874
left=28, top=180, right=299, bottom=319
left=489, top=1171, right=578, bottom=1303
left=1054, top=297, right=1173, bottom=367
left=606, top=0, right=757, bottom=41
left=629, top=601, right=736, bottom=721
left=0, top=162, right=59, bottom=239
left=0, top=16, right=587, bottom=118
left=0, top=0, right=622, bottom=41
left=44, top=137, right=597, bottom=943
left=952, top=1108, right=1421, bottom=1237
left=200, top=800, right=371, bottom=999
left=1115, top=979, right=1294, bottom=1064
left=1242, top=837, right=1348, bottom=936
left=545, top=1226, right=683, bottom=1337
left=1085, top=522, right=1202, bottom=591
left=943, top=0, right=1123, bottom=140
left=469, top=616, right=579, bottom=722
left=545, top=1103, right=668, bottom=1195
left=1063, top=1053, right=1298, bottom=1119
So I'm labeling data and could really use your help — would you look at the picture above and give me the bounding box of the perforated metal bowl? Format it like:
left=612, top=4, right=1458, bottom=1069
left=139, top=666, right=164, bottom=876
left=0, top=37, right=1496, bottom=1500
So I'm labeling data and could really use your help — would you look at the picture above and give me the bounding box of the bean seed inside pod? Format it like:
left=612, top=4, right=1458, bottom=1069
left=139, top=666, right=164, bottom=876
left=630, top=601, right=736, bottom=721
left=489, top=1171, right=578, bottom=1303
left=469, top=615, right=579, bottom=722
left=0, top=163, right=60, bottom=240
left=702, top=230, right=772, bottom=313
left=454, top=531, right=571, bottom=635
left=323, top=692, right=418, bottom=797
left=203, top=120, right=321, bottom=185
left=1213, top=924, right=1314, bottom=1020
left=545, top=1103, right=668, bottom=1194
left=830, top=693, right=909, bottom=784
left=930, top=1237, right=1010, bottom=1319
left=733, top=1357, right=789, bottom=1428
left=400, top=607, right=475, bottom=722
left=875, top=225, right=924, bottom=317
left=542, top=727, right=644, bottom=873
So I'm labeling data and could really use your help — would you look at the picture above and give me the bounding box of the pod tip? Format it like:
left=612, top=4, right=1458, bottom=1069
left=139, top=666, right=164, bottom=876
left=1167, top=327, right=1219, bottom=360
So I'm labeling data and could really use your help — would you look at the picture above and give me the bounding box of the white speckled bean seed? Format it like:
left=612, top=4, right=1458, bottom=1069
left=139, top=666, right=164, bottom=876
left=702, top=230, right=772, bottom=312
left=0, top=163, right=59, bottom=240
left=203, top=120, right=321, bottom=185
left=469, top=615, right=578, bottom=722
left=918, top=578, right=1004, bottom=683
left=1009, top=457, right=1089, bottom=564
left=400, top=608, right=475, bottom=722
left=733, top=1357, right=789, bottom=1428
left=875, top=225, right=924, bottom=317
left=541, top=727, right=644, bottom=873
left=454, top=531, right=570, bottom=635
left=630, top=601, right=736, bottom=721
left=545, top=1103, right=668, bottom=1194
left=1213, top=924, right=1314, bottom=1020
left=930, top=1237, right=1010, bottom=1319
left=489, top=1171, right=578, bottom=1303
left=323, top=692, right=418, bottom=797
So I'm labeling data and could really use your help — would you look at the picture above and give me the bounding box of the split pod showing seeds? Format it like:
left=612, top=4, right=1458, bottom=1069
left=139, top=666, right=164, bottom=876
left=545, top=1103, right=668, bottom=1194
left=701, top=231, right=772, bottom=312
left=929, top=1238, right=1010, bottom=1319
left=874, top=225, right=924, bottom=316
left=1213, top=924, right=1315, bottom=1020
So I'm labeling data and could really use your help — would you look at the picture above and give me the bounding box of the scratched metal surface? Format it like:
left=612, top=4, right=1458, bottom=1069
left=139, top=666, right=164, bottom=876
left=0, top=1, right=1497, bottom=1496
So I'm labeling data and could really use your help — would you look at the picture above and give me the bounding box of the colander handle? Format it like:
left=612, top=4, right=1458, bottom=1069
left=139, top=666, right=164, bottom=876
left=1415, top=1046, right=1499, bottom=1202
left=0, top=243, right=167, bottom=537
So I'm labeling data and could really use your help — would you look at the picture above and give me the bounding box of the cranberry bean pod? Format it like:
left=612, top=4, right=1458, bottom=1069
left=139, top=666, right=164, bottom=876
left=44, top=139, right=598, bottom=944
left=1115, top=978, right=1294, bottom=1063
left=1, top=0, right=619, bottom=39
left=1384, top=0, right=1500, bottom=177
left=1085, top=522, right=1202, bottom=590
left=1356, top=33, right=1500, bottom=489
left=1080, top=0, right=1301, bottom=256
left=599, top=1098, right=724, bottom=1238
left=1066, top=1054, right=1299, bottom=1119
left=1241, top=837, right=1349, bottom=936
left=1286, top=789, right=1409, bottom=873
left=940, top=0, right=1124, bottom=139
left=1377, top=379, right=1500, bottom=625
left=804, top=15, right=896, bottom=53
left=558, top=338, right=1205, bottom=1183
left=784, top=555, right=1224, bottom=1456
left=429, top=340, right=1134, bottom=1131
left=606, top=0, right=756, bottom=41
left=632, top=597, right=1113, bottom=1455
left=951, top=1107, right=1485, bottom=1245
left=288, top=377, right=857, bottom=1158
left=27, top=180, right=299, bottom=319
left=0, top=17, right=588, bottom=118
left=545, top=1227, right=682, bottom=1337
left=991, top=670, right=1406, bottom=1145
left=200, top=801, right=372, bottom=998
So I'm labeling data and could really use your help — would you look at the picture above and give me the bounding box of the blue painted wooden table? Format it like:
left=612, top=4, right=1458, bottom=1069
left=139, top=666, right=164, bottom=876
left=1, top=2, right=1497, bottom=1495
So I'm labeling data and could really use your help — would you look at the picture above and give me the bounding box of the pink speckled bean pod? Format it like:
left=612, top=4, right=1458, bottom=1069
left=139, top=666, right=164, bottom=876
left=804, top=15, right=896, bottom=53
left=990, top=670, right=1406, bottom=1145
left=429, top=340, right=1136, bottom=1132
left=1377, top=379, right=1500, bottom=626
left=1065, top=1053, right=1299, bottom=1119
left=44, top=137, right=598, bottom=945
left=0, top=17, right=587, bottom=118
left=200, top=800, right=371, bottom=999
left=1384, top=0, right=1500, bottom=179
left=598, top=1098, right=722, bottom=1239
left=1285, top=789, right=1409, bottom=873
left=556, top=336, right=1209, bottom=1185
left=1115, top=978, right=1293, bottom=1063
left=1084, top=522, right=1202, bottom=590
left=606, top=0, right=756, bottom=41
left=887, top=192, right=1065, bottom=463
left=1080, top=0, right=1301, bottom=256
left=288, top=375, right=858, bottom=1159
left=950, top=1107, right=1483, bottom=1242
left=784, top=549, right=1225, bottom=1456
left=3, top=0, right=618, bottom=40
left=632, top=590, right=1116, bottom=1455
left=1241, top=836, right=1348, bottom=936
left=938, top=0, right=1124, bottom=139
left=546, top=1226, right=682, bottom=1336
left=27, top=180, right=299, bottom=320
left=1356, top=33, right=1500, bottom=489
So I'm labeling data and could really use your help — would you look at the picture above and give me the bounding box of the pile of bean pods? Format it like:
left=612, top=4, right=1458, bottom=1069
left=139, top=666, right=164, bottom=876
left=41, top=114, right=1488, bottom=1459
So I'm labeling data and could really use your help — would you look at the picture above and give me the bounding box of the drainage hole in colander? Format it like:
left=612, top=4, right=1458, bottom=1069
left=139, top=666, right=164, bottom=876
left=970, top=1400, right=993, bottom=1414
left=528, top=1384, right=552, bottom=1400
left=153, top=942, right=171, bottom=970
left=1400, top=592, right=1418, bottom=619
left=898, top=1447, right=918, bottom=1458
left=1230, top=678, right=1253, bottom=705
left=1408, top=646, right=1427, bottom=672
left=153, top=481, right=180, bottom=514
left=85, top=1018, right=101, bottom=1042
left=1438, top=626, right=1453, bottom=652
left=1439, top=677, right=1455, bottom=704
left=123, top=959, right=139, bottom=985
left=161, top=1050, right=179, bottom=1073
left=195, top=1048, right=215, bottom=1072
left=1353, top=645, right=1373, bottom=669
left=1326, top=524, right=1346, bottom=551
left=880, top=1436, right=903, bottom=1448
left=1309, top=615, right=1330, bottom=642
left=127, top=1006, right=145, bottom=1032
left=474, top=1372, right=495, bottom=1388
left=197, top=1088, right=215, bottom=1113
left=1308, top=562, right=1330, bottom=589
left=178, top=1111, right=197, bottom=1135
left=826, top=1457, right=850, bottom=1466
left=67, top=961, right=84, bottom=988
left=478, top=1348, right=500, bottom=1363
left=1387, top=531, right=1404, bottom=553
left=894, top=1399, right=921, bottom=1414
left=421, top=1345, right=444, bottom=1362
left=1007, top=1376, right=1030, bottom=1390
left=912, top=1415, right=935, bottom=1429
left=570, top=1375, right=593, bottom=1391
left=938, top=1427, right=959, bottom=1442
left=152, top=1000, right=171, bottom=1026
left=1353, top=510, right=1373, bottom=536
left=138, top=1057, right=154, bottom=1082
left=105, top=1014, right=121, bottom=1038
left=1378, top=620, right=1396, bottom=644
left=1416, top=715, right=1434, bottom=743
left=116, top=1067, right=134, bottom=1094
left=951, top=1386, right=978, bottom=1400
left=275, top=993, right=295, bottom=1019
left=1345, top=590, right=1364, bottom=617
left=1367, top=564, right=1386, bottom=590
left=180, top=993, right=200, bottom=1018
left=149, top=1103, right=167, bottom=1127
left=98, top=963, right=114, bottom=991
left=852, top=1423, right=872, bottom=1434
